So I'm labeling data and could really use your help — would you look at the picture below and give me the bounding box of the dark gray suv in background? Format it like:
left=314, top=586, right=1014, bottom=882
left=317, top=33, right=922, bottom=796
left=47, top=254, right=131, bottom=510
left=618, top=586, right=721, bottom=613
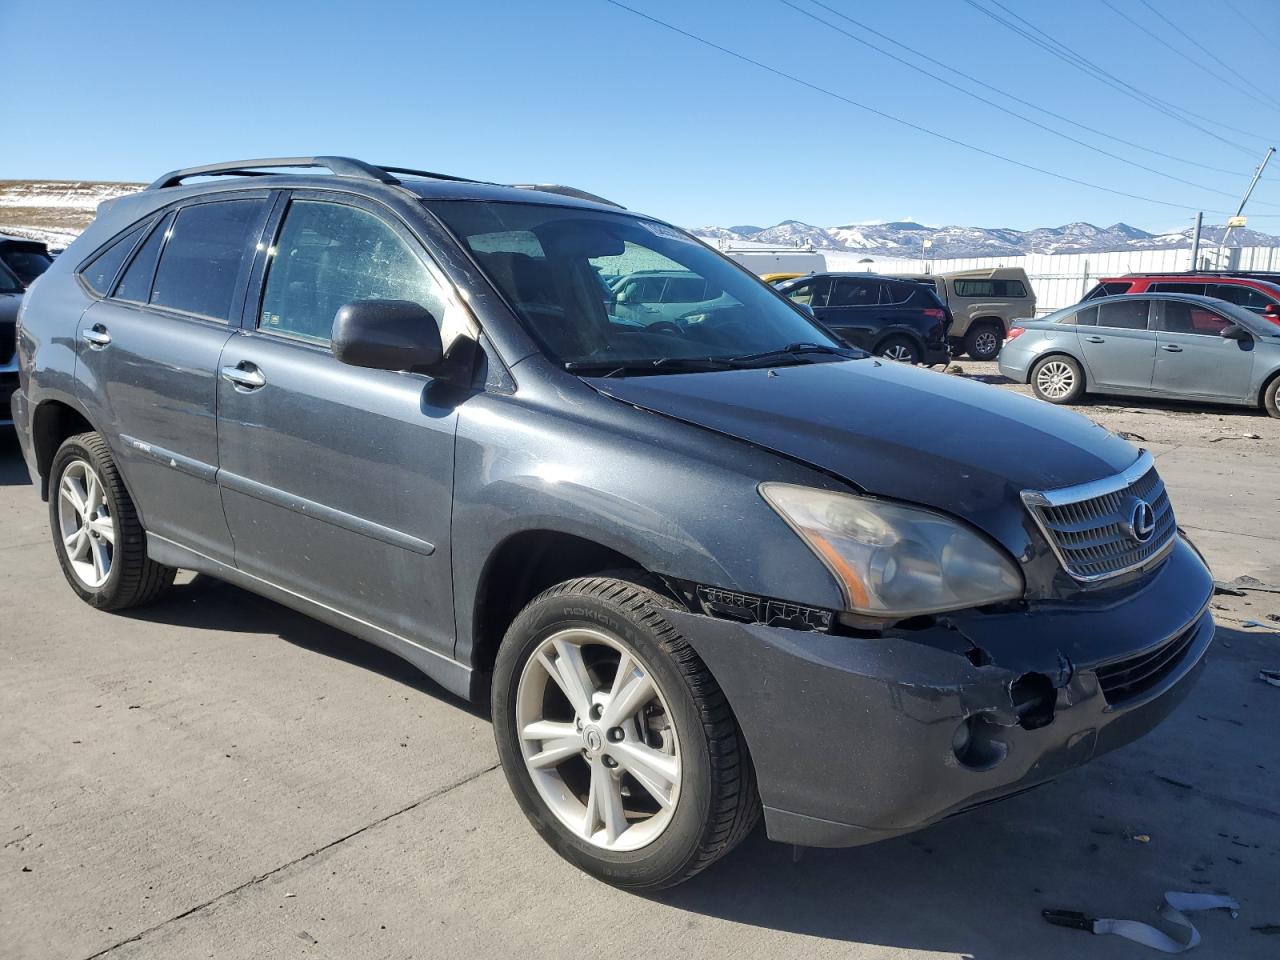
left=12, top=157, right=1214, bottom=890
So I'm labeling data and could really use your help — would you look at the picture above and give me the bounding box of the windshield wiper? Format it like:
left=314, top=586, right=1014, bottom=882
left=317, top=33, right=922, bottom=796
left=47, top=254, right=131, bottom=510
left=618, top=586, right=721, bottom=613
left=726, top=342, right=856, bottom=367
left=564, top=356, right=737, bottom=377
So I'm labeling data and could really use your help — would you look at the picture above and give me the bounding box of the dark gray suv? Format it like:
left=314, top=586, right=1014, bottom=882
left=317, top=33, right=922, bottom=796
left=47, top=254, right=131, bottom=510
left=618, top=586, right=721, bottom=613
left=11, top=157, right=1214, bottom=890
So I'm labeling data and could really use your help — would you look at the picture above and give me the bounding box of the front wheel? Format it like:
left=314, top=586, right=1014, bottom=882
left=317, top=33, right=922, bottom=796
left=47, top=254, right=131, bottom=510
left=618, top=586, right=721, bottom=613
left=1264, top=377, right=1280, bottom=419
left=492, top=576, right=759, bottom=890
left=1030, top=355, right=1085, bottom=404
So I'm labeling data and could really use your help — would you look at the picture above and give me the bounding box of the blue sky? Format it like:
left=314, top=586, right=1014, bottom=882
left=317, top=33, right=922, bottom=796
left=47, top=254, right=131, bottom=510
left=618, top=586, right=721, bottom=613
left=6, top=0, right=1279, bottom=232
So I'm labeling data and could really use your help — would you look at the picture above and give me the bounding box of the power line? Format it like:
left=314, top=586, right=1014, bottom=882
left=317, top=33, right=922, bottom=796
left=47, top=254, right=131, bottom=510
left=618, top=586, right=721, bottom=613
left=799, top=0, right=1241, bottom=176
left=599, top=0, right=1271, bottom=217
left=965, top=0, right=1267, bottom=153
left=1222, top=0, right=1280, bottom=47
left=1116, top=0, right=1280, bottom=113
left=781, top=0, right=1259, bottom=202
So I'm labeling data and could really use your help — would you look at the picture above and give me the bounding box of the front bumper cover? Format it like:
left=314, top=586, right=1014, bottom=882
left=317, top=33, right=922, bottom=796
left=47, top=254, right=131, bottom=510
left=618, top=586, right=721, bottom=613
left=667, top=536, right=1214, bottom=847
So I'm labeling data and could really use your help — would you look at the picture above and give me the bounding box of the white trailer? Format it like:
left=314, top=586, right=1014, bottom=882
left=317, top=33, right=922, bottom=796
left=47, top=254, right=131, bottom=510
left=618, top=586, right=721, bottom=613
left=718, top=245, right=827, bottom=277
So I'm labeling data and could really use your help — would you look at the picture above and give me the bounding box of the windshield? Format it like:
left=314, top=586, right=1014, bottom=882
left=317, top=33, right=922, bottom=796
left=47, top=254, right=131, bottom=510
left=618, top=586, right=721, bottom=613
left=426, top=201, right=846, bottom=371
left=1, top=247, right=53, bottom=286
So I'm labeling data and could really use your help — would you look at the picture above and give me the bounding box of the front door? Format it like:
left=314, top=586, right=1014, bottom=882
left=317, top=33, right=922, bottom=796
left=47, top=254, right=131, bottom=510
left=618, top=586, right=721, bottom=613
left=76, top=195, right=271, bottom=564
left=215, top=193, right=464, bottom=657
left=816, top=277, right=885, bottom=348
left=1151, top=299, right=1255, bottom=400
left=1077, top=298, right=1157, bottom=391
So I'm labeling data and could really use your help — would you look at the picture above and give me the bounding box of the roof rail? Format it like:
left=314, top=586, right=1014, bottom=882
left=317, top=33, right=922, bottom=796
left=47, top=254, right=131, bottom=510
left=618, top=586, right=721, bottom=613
left=146, top=156, right=402, bottom=191
left=509, top=184, right=625, bottom=209
left=376, top=165, right=480, bottom=184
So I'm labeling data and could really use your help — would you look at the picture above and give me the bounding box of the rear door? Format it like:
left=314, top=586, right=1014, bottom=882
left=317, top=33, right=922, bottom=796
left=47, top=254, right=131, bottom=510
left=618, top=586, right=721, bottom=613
left=1151, top=299, right=1254, bottom=400
left=819, top=278, right=885, bottom=348
left=75, top=192, right=271, bottom=564
left=214, top=191, right=464, bottom=658
left=1077, top=298, right=1157, bottom=391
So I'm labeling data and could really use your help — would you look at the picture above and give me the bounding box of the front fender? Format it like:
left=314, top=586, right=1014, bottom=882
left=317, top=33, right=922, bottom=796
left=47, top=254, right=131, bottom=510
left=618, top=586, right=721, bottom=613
left=449, top=387, right=848, bottom=662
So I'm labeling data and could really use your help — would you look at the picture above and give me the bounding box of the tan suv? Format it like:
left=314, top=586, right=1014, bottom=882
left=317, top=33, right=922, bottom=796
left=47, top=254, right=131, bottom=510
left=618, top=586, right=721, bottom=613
left=888, top=267, right=1035, bottom=360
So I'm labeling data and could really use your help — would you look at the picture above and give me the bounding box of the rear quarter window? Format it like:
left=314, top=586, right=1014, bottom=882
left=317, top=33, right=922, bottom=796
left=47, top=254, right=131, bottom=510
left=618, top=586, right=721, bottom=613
left=953, top=278, right=1028, bottom=298
left=80, top=222, right=149, bottom=296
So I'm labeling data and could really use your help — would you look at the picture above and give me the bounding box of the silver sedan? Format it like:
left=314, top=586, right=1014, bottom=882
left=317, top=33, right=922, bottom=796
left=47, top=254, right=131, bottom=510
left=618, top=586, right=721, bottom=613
left=999, top=293, right=1280, bottom=417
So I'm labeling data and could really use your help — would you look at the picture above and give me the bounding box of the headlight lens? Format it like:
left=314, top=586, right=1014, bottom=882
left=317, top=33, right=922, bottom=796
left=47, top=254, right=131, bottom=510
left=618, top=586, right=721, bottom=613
left=761, top=483, right=1024, bottom=616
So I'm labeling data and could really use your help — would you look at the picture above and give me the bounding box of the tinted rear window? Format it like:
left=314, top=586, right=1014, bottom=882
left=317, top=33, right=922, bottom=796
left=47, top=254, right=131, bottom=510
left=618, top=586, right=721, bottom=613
left=953, top=278, right=1028, bottom=298
left=150, top=199, right=265, bottom=321
left=1097, top=299, right=1150, bottom=330
left=81, top=223, right=148, bottom=297
left=115, top=215, right=171, bottom=303
left=2, top=248, right=53, bottom=285
left=1150, top=282, right=1206, bottom=295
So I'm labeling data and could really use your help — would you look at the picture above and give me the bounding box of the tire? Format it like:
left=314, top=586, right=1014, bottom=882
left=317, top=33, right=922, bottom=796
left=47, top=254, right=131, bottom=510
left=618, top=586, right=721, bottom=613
left=492, top=575, right=759, bottom=890
left=875, top=335, right=921, bottom=364
left=963, top=322, right=1004, bottom=361
left=1264, top=376, right=1280, bottom=419
left=1030, top=355, right=1085, bottom=405
left=49, top=432, right=176, bottom=610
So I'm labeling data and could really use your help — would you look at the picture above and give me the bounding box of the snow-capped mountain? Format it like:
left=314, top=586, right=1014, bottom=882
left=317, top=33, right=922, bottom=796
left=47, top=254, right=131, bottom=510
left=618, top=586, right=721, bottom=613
left=692, top=219, right=1280, bottom=257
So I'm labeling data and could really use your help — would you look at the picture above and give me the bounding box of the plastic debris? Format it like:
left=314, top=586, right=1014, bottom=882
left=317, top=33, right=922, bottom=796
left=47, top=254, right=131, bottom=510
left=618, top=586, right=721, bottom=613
left=1117, top=431, right=1147, bottom=442
left=1044, top=891, right=1239, bottom=953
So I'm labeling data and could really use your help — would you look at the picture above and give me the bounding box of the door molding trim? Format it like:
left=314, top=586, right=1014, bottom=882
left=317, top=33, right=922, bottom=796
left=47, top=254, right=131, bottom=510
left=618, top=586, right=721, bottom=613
left=217, top=469, right=436, bottom=556
left=119, top=434, right=218, bottom=482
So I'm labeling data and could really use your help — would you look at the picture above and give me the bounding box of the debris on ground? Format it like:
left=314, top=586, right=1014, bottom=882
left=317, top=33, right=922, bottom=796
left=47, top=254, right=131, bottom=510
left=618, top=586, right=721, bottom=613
left=1259, top=670, right=1280, bottom=689
left=1268, top=614, right=1280, bottom=624
left=1209, top=433, right=1261, bottom=442
left=945, top=364, right=965, bottom=375
left=1213, top=582, right=1247, bottom=597
left=1043, top=891, right=1238, bottom=953
left=1117, top=431, right=1147, bottom=442
left=1240, top=620, right=1275, bottom=630
left=1231, top=576, right=1280, bottom=595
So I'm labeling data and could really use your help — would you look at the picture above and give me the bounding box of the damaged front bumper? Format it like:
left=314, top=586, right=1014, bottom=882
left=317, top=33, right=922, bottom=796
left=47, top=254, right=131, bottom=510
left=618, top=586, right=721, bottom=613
left=666, top=536, right=1214, bottom=848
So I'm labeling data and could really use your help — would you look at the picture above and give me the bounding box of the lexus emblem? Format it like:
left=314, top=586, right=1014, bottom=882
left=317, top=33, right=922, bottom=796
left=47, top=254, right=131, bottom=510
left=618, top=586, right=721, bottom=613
left=1129, top=499, right=1156, bottom=543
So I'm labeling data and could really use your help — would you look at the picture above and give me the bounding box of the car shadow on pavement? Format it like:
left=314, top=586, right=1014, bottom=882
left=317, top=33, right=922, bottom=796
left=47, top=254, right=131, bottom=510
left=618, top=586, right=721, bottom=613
left=130, top=573, right=482, bottom=715
left=0, top=429, right=33, bottom=485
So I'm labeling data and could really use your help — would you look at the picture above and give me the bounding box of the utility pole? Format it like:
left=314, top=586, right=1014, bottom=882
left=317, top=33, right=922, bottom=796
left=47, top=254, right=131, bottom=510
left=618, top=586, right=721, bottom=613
left=1189, top=212, right=1202, bottom=271
left=1218, top=146, right=1275, bottom=266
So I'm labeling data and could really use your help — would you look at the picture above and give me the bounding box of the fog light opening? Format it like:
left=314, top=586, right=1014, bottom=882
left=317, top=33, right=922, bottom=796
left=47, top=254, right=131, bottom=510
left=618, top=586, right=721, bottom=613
left=952, top=713, right=1008, bottom=771
left=1011, top=672, right=1057, bottom=731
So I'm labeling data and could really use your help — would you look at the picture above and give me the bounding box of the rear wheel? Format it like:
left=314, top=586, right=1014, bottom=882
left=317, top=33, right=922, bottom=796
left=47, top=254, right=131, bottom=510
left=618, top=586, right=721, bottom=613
left=492, top=576, right=759, bottom=890
left=875, top=335, right=921, bottom=364
left=964, top=322, right=1004, bottom=361
left=1030, top=355, right=1085, bottom=404
left=1264, top=376, right=1280, bottom=419
left=49, top=433, right=175, bottom=609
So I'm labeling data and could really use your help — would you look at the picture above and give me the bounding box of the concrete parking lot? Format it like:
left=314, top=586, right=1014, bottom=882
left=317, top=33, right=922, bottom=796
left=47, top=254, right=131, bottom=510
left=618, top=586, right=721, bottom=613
left=2, top=375, right=1278, bottom=960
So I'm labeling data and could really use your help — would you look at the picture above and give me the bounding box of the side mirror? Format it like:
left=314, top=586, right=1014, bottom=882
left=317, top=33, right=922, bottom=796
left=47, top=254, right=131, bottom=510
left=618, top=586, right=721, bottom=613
left=797, top=302, right=816, bottom=318
left=331, top=299, right=443, bottom=372
left=1220, top=323, right=1250, bottom=341
left=1265, top=303, right=1280, bottom=320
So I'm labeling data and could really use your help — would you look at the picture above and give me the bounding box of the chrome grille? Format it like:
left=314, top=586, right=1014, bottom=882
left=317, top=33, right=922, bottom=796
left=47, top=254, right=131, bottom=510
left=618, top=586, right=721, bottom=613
left=1022, top=451, right=1176, bottom=582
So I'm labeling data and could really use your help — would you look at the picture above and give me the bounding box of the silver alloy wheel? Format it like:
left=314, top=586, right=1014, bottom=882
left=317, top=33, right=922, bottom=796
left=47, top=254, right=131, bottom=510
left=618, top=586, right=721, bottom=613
left=515, top=627, right=682, bottom=852
left=1036, top=360, right=1076, bottom=400
left=57, top=459, right=115, bottom=589
left=882, top=343, right=915, bottom=363
left=973, top=329, right=1000, bottom=356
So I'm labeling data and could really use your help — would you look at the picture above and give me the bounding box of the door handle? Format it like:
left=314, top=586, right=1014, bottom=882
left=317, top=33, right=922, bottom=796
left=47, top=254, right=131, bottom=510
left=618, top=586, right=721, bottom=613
left=82, top=325, right=111, bottom=348
left=220, top=362, right=266, bottom=390
left=1161, top=344, right=1183, bottom=352
left=1085, top=336, right=1105, bottom=343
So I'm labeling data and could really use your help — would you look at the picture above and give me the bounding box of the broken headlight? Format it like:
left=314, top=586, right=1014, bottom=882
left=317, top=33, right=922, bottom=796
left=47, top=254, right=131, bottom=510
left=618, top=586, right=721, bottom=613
left=760, top=483, right=1024, bottom=617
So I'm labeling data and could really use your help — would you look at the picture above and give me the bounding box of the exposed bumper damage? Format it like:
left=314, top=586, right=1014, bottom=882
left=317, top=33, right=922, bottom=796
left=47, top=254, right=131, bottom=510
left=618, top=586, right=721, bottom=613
left=666, top=537, right=1214, bottom=848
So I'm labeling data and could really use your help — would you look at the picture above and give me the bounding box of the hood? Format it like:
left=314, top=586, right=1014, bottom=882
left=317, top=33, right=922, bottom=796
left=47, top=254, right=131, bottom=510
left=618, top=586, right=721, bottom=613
left=587, top=358, right=1138, bottom=547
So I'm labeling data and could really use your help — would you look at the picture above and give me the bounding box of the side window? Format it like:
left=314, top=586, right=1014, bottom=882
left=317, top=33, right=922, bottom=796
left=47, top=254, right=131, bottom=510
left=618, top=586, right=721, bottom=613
left=1096, top=299, right=1151, bottom=330
left=1211, top=284, right=1269, bottom=312
left=259, top=200, right=445, bottom=345
left=882, top=282, right=913, bottom=305
left=954, top=279, right=993, bottom=297
left=830, top=278, right=878, bottom=307
left=1156, top=301, right=1232, bottom=336
left=1149, top=282, right=1206, bottom=295
left=787, top=278, right=830, bottom=307
left=80, top=222, right=147, bottom=296
left=151, top=199, right=266, bottom=321
left=1001, top=279, right=1028, bottom=298
left=1074, top=307, right=1099, bottom=325
left=114, top=214, right=172, bottom=304
left=785, top=282, right=814, bottom=306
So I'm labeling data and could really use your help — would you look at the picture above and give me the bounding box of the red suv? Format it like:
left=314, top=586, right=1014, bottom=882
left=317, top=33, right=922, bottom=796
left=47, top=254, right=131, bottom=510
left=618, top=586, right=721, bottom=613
left=1083, top=274, right=1280, bottom=325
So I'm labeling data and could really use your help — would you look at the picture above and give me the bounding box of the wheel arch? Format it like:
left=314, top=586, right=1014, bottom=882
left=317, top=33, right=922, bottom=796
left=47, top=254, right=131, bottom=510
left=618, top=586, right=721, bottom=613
left=31, top=398, right=98, bottom=501
left=1258, top=366, right=1280, bottom=409
left=465, top=529, right=669, bottom=690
